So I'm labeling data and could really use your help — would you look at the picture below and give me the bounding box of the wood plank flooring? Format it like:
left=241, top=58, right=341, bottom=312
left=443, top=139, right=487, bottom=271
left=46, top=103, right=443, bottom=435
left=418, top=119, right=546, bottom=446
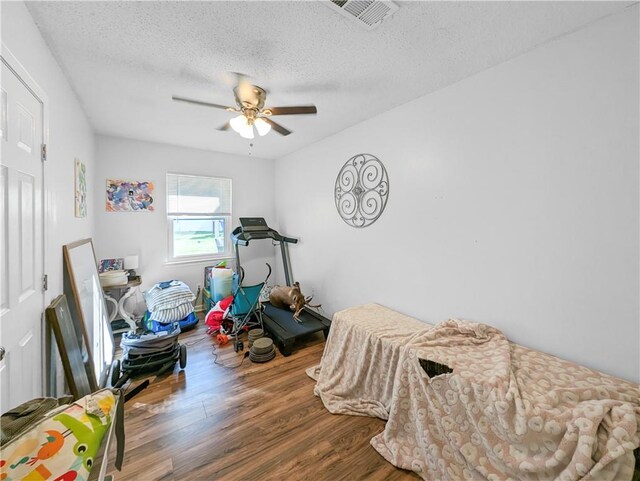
left=105, top=324, right=420, bottom=481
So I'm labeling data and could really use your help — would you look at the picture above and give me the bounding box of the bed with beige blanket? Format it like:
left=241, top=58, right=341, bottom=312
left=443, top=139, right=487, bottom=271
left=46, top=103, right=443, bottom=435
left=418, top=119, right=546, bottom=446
left=307, top=304, right=640, bottom=481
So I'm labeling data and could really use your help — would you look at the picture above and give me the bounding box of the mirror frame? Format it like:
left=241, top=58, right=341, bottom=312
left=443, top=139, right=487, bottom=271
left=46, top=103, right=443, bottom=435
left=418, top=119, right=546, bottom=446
left=63, top=238, right=114, bottom=388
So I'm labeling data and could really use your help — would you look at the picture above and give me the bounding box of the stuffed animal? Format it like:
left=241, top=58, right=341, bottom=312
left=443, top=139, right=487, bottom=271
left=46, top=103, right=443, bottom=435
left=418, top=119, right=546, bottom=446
left=269, top=282, right=321, bottom=322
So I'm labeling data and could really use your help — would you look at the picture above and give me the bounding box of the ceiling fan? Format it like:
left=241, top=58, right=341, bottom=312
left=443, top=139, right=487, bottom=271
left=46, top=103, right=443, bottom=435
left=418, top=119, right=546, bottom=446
left=172, top=79, right=317, bottom=139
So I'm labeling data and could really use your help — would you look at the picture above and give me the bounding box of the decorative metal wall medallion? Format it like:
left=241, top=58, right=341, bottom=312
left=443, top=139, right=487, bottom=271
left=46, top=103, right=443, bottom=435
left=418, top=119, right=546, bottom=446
left=334, top=153, right=389, bottom=228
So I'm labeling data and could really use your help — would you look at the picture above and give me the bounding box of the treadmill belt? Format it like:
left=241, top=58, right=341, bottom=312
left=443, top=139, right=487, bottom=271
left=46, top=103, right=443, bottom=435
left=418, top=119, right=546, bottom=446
left=263, top=303, right=326, bottom=338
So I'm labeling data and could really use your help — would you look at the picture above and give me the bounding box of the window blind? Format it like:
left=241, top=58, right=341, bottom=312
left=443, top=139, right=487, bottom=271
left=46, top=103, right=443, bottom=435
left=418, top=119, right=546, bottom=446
left=167, top=173, right=232, bottom=216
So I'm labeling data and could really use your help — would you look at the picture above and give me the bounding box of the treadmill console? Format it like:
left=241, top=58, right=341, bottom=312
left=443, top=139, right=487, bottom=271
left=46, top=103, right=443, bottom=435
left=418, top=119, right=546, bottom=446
left=232, top=218, right=297, bottom=246
left=239, top=217, right=269, bottom=232
left=231, top=217, right=300, bottom=289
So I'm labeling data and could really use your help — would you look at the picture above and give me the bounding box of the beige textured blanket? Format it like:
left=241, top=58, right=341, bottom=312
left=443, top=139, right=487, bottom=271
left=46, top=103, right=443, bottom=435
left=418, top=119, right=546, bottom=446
left=307, top=303, right=433, bottom=419
left=308, top=304, right=640, bottom=481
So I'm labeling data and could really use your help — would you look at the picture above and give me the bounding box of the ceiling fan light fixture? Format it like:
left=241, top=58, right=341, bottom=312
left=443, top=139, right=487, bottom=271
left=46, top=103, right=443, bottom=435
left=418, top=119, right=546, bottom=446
left=173, top=80, right=315, bottom=138
left=239, top=128, right=255, bottom=139
left=229, top=114, right=247, bottom=132
left=254, top=117, right=271, bottom=137
left=230, top=114, right=254, bottom=139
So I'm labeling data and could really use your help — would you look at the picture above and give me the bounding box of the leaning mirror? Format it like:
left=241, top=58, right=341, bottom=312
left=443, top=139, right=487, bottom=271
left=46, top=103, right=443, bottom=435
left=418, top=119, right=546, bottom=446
left=63, top=238, right=114, bottom=387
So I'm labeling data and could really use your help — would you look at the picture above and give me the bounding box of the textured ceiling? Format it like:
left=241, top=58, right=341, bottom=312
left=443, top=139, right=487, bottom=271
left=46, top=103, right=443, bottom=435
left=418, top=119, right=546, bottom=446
left=27, top=1, right=633, bottom=160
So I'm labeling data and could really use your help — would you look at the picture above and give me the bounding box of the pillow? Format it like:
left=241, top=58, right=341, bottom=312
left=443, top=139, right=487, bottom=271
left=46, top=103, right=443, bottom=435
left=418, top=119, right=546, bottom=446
left=149, top=300, right=194, bottom=323
left=0, top=388, right=123, bottom=481
left=145, top=281, right=195, bottom=311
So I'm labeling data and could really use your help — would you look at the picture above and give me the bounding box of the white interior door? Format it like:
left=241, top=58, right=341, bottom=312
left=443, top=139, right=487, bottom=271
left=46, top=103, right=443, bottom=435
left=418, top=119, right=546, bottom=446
left=0, top=58, right=44, bottom=413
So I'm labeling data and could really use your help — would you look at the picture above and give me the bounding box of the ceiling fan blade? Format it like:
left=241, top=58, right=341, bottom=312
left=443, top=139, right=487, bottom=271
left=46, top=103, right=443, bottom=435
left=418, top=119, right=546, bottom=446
left=263, top=117, right=292, bottom=136
left=217, top=122, right=231, bottom=131
left=267, top=106, right=317, bottom=116
left=172, top=95, right=234, bottom=110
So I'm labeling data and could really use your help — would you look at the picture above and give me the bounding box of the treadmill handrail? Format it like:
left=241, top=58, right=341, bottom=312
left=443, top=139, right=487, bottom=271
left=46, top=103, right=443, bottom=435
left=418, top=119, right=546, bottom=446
left=280, top=235, right=298, bottom=244
left=231, top=226, right=298, bottom=246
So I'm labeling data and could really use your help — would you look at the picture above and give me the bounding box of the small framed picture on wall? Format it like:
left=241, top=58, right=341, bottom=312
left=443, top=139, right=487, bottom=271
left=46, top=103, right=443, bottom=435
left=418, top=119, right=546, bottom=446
left=74, top=158, right=87, bottom=218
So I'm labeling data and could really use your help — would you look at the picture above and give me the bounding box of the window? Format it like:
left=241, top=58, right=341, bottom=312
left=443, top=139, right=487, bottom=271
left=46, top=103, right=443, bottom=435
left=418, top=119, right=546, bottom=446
left=167, top=173, right=232, bottom=262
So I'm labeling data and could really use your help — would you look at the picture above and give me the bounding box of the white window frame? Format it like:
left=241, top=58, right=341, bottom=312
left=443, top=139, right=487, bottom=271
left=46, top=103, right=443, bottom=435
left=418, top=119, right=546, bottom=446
left=166, top=173, right=232, bottom=264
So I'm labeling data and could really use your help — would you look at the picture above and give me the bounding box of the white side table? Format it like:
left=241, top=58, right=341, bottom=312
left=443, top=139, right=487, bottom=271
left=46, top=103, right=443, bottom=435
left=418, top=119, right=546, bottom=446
left=102, top=277, right=142, bottom=333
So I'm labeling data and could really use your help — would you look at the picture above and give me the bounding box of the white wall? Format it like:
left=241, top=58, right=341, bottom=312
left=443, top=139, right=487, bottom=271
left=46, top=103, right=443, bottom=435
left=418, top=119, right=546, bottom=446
left=2, top=1, right=96, bottom=305
left=2, top=1, right=97, bottom=394
left=274, top=7, right=639, bottom=382
left=94, top=135, right=275, bottom=294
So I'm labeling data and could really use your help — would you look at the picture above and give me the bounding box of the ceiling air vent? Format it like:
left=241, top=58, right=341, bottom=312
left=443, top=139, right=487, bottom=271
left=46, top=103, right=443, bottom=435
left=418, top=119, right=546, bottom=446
left=325, top=0, right=399, bottom=31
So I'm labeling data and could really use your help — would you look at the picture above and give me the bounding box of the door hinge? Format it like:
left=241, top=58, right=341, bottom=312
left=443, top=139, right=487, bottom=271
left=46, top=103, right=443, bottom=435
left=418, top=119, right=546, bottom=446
left=41, top=144, right=47, bottom=162
left=42, top=274, right=48, bottom=291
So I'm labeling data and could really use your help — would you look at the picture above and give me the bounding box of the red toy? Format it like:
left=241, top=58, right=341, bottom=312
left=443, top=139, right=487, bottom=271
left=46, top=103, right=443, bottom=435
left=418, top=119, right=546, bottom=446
left=205, top=295, right=233, bottom=333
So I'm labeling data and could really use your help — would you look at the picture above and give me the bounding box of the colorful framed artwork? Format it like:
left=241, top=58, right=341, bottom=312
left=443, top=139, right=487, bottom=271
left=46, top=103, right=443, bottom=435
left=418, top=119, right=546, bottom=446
left=106, top=179, right=155, bottom=212
left=74, top=158, right=87, bottom=218
left=99, top=258, right=124, bottom=273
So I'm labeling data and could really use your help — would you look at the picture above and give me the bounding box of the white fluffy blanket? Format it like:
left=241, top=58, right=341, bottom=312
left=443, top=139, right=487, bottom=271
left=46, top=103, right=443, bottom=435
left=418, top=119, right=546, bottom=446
left=308, top=304, right=640, bottom=481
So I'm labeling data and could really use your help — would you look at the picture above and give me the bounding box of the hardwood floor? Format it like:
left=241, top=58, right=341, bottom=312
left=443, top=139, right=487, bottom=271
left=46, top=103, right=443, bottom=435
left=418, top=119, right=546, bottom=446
left=105, top=323, right=420, bottom=481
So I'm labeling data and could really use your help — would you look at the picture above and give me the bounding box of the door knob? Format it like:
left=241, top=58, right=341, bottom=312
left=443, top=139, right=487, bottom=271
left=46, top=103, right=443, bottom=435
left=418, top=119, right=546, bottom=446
left=0, top=347, right=5, bottom=361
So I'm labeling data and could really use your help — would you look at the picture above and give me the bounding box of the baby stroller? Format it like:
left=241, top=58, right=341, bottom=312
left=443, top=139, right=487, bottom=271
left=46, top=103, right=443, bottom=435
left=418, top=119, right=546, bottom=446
left=228, top=263, right=272, bottom=352
left=111, top=323, right=187, bottom=387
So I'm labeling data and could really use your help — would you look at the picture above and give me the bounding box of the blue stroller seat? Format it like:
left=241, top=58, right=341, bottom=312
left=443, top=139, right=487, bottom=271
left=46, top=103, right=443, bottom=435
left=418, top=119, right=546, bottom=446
left=229, top=263, right=271, bottom=351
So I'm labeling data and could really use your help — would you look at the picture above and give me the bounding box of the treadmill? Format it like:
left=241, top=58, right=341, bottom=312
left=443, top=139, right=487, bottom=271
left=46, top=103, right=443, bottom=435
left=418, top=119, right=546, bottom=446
left=231, top=218, right=331, bottom=356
